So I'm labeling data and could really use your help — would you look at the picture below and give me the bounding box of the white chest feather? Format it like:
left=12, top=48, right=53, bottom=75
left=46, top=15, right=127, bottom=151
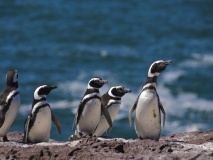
left=0, top=93, right=20, bottom=136
left=77, top=98, right=101, bottom=135
left=28, top=106, right=52, bottom=142
left=135, top=90, right=161, bottom=140
left=93, top=101, right=121, bottom=136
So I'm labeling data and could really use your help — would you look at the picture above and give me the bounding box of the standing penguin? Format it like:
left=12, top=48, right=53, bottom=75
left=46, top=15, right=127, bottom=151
left=72, top=77, right=112, bottom=138
left=24, top=85, right=61, bottom=143
left=93, top=86, right=131, bottom=136
left=129, top=60, right=172, bottom=141
left=0, top=70, right=20, bottom=141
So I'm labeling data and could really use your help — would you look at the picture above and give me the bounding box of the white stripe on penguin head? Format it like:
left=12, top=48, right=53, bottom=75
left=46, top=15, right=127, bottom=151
left=34, top=85, right=48, bottom=100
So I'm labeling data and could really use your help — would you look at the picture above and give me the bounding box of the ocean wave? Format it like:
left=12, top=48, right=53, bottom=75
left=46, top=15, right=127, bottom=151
left=180, top=53, right=213, bottom=68
left=192, top=53, right=213, bottom=65
left=158, top=85, right=213, bottom=113
left=75, top=43, right=138, bottom=57
left=165, top=121, right=207, bottom=134
left=161, top=69, right=186, bottom=83
left=19, top=79, right=213, bottom=135
left=58, top=81, right=87, bottom=96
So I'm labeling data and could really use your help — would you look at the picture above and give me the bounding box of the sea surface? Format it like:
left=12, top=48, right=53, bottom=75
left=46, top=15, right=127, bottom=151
left=0, top=0, right=213, bottom=141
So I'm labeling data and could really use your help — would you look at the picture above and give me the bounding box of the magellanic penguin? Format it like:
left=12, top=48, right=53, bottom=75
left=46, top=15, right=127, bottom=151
left=0, top=70, right=20, bottom=141
left=24, top=85, right=61, bottom=143
left=72, top=77, right=113, bottom=139
left=129, top=60, right=172, bottom=141
left=93, top=86, right=131, bottom=136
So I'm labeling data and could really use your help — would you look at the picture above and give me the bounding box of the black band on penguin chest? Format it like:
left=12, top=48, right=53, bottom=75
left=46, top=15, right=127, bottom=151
left=32, top=97, right=47, bottom=106
left=141, top=85, right=161, bottom=106
left=106, top=96, right=121, bottom=108
left=29, top=103, right=50, bottom=131
left=142, top=86, right=156, bottom=92
left=107, top=101, right=121, bottom=109
left=4, top=91, right=19, bottom=113
left=82, top=95, right=101, bottom=107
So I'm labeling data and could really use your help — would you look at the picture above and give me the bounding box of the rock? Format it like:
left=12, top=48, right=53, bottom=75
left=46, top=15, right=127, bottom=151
left=0, top=130, right=212, bottom=159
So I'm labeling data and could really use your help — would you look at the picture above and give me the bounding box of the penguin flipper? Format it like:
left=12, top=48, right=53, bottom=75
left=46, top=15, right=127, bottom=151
left=0, top=102, right=7, bottom=128
left=72, top=101, right=84, bottom=131
left=51, top=112, right=62, bottom=134
left=159, top=102, right=166, bottom=128
left=72, top=104, right=80, bottom=131
left=129, top=99, right=138, bottom=127
left=0, top=115, right=5, bottom=128
left=72, top=117, right=76, bottom=131
left=75, top=102, right=84, bottom=126
left=106, top=127, right=112, bottom=133
left=23, top=115, right=31, bottom=143
left=156, top=92, right=166, bottom=128
left=101, top=104, right=113, bottom=129
left=0, top=106, right=6, bottom=128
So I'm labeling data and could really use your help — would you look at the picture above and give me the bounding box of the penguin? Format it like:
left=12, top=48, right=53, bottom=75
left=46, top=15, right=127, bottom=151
left=72, top=77, right=113, bottom=138
left=93, top=86, right=131, bottom=136
left=24, top=85, right=61, bottom=143
left=129, top=60, right=172, bottom=141
left=0, top=70, right=20, bottom=141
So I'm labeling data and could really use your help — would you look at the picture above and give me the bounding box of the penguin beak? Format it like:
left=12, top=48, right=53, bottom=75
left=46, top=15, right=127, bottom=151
left=164, top=60, right=172, bottom=65
left=99, top=80, right=108, bottom=85
left=124, top=88, right=132, bottom=93
left=45, top=86, right=57, bottom=94
left=48, top=86, right=57, bottom=91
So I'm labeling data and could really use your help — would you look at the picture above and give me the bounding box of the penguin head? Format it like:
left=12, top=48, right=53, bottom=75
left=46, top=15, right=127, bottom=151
left=88, top=77, right=108, bottom=89
left=6, top=70, right=18, bottom=87
left=148, top=60, right=172, bottom=77
left=109, top=86, right=132, bottom=98
left=34, top=85, right=57, bottom=100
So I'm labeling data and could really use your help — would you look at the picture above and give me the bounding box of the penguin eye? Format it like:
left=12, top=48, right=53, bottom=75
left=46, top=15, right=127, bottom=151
left=117, top=87, right=123, bottom=92
left=94, top=80, right=99, bottom=83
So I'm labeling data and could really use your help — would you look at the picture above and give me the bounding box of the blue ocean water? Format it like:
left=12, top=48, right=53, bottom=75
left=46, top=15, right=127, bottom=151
left=0, top=0, right=213, bottom=141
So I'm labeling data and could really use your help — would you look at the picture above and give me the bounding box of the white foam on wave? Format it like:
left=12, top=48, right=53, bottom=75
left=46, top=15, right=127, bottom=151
left=180, top=53, right=213, bottom=68
left=161, top=69, right=185, bottom=83
left=155, top=86, right=213, bottom=135
left=76, top=43, right=138, bottom=57
left=158, top=84, right=213, bottom=113
left=167, top=121, right=207, bottom=134
left=192, top=53, right=213, bottom=64
left=58, top=81, right=86, bottom=96
left=156, top=84, right=213, bottom=134
left=19, top=104, right=31, bottom=115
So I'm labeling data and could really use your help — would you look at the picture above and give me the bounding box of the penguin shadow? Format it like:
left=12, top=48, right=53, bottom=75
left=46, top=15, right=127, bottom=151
left=162, top=134, right=187, bottom=144
left=163, top=139, right=186, bottom=144
left=68, top=133, right=114, bottom=142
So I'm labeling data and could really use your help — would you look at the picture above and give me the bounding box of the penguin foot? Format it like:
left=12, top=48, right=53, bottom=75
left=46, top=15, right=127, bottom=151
left=3, top=136, right=9, bottom=142
left=82, top=134, right=96, bottom=139
left=69, top=134, right=81, bottom=141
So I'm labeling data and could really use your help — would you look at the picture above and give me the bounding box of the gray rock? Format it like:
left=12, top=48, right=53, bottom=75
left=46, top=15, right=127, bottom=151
left=0, top=131, right=212, bottom=159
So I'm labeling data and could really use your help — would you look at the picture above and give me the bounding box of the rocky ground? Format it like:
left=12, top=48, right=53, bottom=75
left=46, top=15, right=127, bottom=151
left=0, top=130, right=212, bottom=160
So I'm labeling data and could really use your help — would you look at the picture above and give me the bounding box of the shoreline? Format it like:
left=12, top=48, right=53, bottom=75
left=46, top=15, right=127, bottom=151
left=0, top=130, right=212, bottom=159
